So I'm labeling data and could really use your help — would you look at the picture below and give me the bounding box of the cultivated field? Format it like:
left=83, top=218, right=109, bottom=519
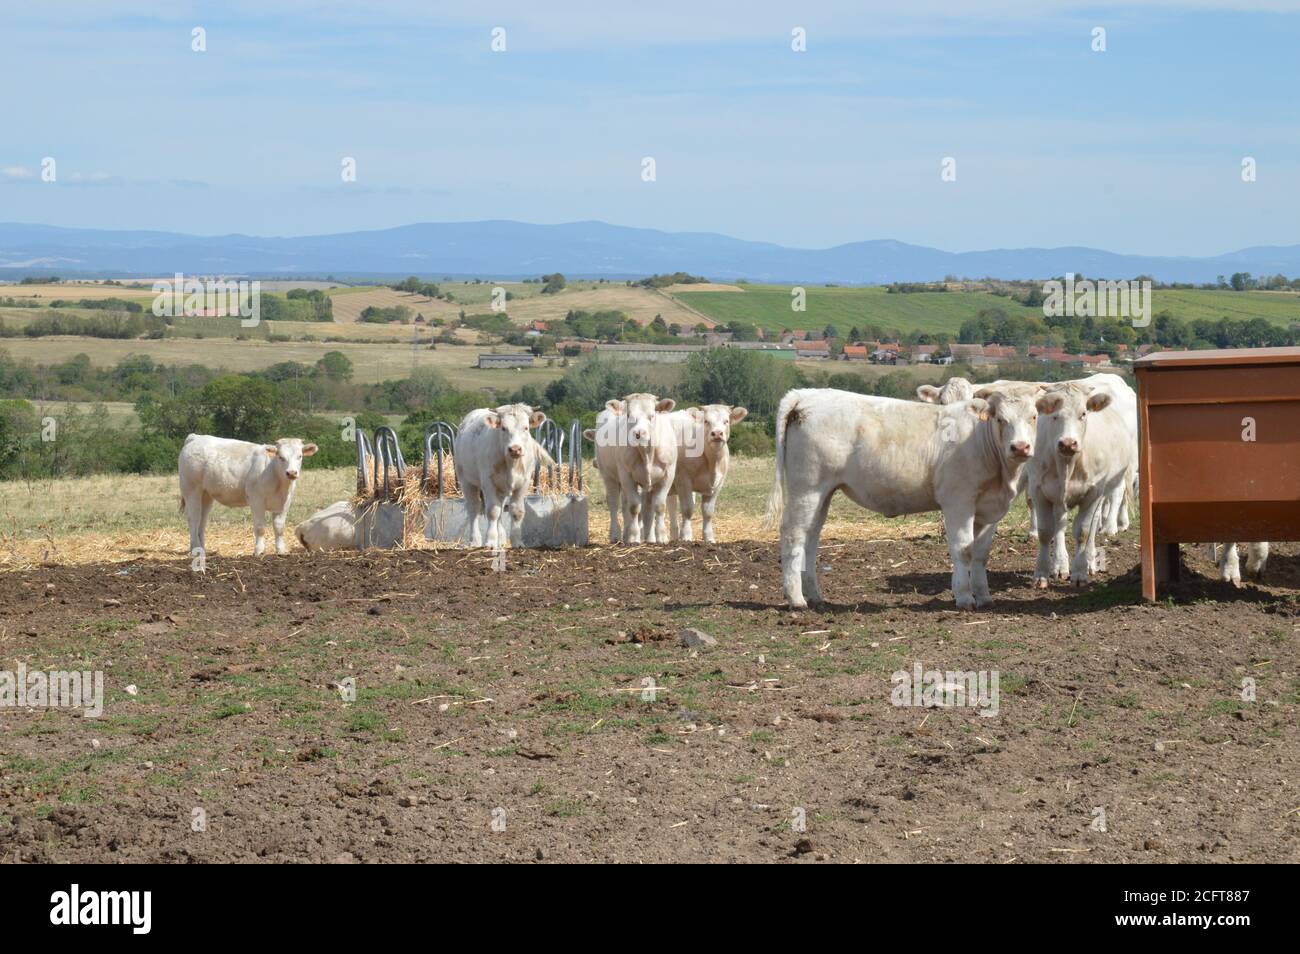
left=670, top=284, right=1300, bottom=335
left=0, top=338, right=565, bottom=389
left=0, top=463, right=1296, bottom=862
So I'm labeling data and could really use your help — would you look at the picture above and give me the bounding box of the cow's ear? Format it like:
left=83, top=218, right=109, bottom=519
left=265, top=445, right=279, bottom=457
left=529, top=410, right=546, bottom=428
left=1085, top=391, right=1112, bottom=413
left=916, top=385, right=940, bottom=403
left=582, top=428, right=596, bottom=441
left=605, top=399, right=625, bottom=415
left=687, top=407, right=704, bottom=423
left=302, top=443, right=318, bottom=457
left=656, top=398, right=676, bottom=413
left=730, top=406, right=748, bottom=423
left=1036, top=392, right=1064, bottom=414
left=967, top=398, right=991, bottom=421
left=972, top=386, right=995, bottom=401
left=484, top=413, right=501, bottom=429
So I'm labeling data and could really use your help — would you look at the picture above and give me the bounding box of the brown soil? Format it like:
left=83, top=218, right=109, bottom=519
left=1, top=535, right=1297, bottom=863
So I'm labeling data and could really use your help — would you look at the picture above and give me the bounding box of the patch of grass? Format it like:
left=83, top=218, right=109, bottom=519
left=212, top=702, right=250, bottom=720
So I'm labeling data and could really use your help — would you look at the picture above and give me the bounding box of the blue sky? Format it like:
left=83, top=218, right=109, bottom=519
left=2, top=1, right=1298, bottom=255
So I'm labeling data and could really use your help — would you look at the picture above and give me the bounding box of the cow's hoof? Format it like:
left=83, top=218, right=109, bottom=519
left=955, top=596, right=976, bottom=611
left=1033, top=577, right=1049, bottom=590
left=788, top=599, right=809, bottom=611
left=1070, top=574, right=1088, bottom=587
left=1027, top=531, right=1039, bottom=543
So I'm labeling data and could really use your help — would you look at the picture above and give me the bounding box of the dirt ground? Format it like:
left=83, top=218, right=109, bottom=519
left=1, top=533, right=1297, bottom=863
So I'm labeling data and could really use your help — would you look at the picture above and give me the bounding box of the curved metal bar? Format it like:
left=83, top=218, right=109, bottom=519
left=355, top=429, right=375, bottom=496
left=372, top=425, right=406, bottom=498
left=421, top=421, right=458, bottom=497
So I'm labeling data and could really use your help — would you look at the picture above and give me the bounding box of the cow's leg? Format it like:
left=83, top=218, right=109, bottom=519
left=678, top=490, right=697, bottom=542
left=482, top=487, right=505, bottom=551
left=800, top=492, right=833, bottom=605
left=1052, top=504, right=1070, bottom=580
left=943, top=509, right=977, bottom=610
left=619, top=475, right=642, bottom=545
left=969, top=521, right=998, bottom=607
left=272, top=509, right=289, bottom=555
left=1032, top=495, right=1060, bottom=587
left=700, top=491, right=719, bottom=543
left=1245, top=542, right=1269, bottom=579
left=1070, top=494, right=1105, bottom=585
left=249, top=497, right=267, bottom=556
left=1102, top=479, right=1124, bottom=537
left=1217, top=542, right=1242, bottom=585
left=507, top=486, right=526, bottom=548
left=183, top=491, right=206, bottom=553
left=780, top=489, right=827, bottom=609
left=648, top=482, right=671, bottom=544
left=601, top=473, right=621, bottom=543
left=1026, top=495, right=1038, bottom=542
left=463, top=484, right=484, bottom=547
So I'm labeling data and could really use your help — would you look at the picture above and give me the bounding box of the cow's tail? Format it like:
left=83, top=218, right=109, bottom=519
left=763, top=391, right=798, bottom=531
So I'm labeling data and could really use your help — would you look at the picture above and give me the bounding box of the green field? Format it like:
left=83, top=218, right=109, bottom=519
left=672, top=284, right=1300, bottom=335
left=0, top=338, right=566, bottom=389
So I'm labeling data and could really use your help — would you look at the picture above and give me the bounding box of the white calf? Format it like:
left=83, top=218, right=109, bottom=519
left=666, top=403, right=748, bottom=542
left=295, top=500, right=359, bottom=551
left=1030, top=383, right=1135, bottom=586
left=766, top=387, right=1038, bottom=610
left=178, top=434, right=318, bottom=556
left=916, top=377, right=974, bottom=405
left=606, top=393, right=678, bottom=544
left=455, top=403, right=546, bottom=549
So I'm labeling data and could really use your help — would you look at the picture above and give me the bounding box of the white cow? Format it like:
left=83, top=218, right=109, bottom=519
left=665, top=403, right=748, bottom=542
left=295, top=500, right=359, bottom=551
left=766, top=387, right=1039, bottom=610
left=916, top=377, right=974, bottom=405
left=1030, top=382, right=1136, bottom=586
left=178, top=434, right=318, bottom=556
left=454, top=403, right=547, bottom=549
left=1076, top=373, right=1138, bottom=536
left=605, top=393, right=678, bottom=544
left=584, top=407, right=624, bottom=543
left=1207, top=542, right=1271, bottom=585
left=921, top=378, right=1048, bottom=542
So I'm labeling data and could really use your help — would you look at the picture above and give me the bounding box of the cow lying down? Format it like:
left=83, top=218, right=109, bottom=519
left=767, top=386, right=1039, bottom=610
left=296, top=500, right=360, bottom=551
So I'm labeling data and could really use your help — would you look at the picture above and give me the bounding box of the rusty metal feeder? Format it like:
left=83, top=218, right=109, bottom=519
left=1135, top=346, right=1300, bottom=600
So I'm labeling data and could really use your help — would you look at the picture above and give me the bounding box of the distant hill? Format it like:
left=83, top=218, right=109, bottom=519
left=3, top=220, right=1300, bottom=284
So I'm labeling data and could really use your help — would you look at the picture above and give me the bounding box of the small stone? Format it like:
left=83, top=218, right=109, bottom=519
left=125, top=685, right=138, bottom=696
left=679, top=628, right=717, bottom=650
left=792, top=838, right=814, bottom=855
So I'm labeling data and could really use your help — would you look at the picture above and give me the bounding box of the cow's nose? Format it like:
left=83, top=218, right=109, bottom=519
left=1010, top=441, right=1031, bottom=458
left=710, top=430, right=726, bottom=442
left=1057, top=437, right=1078, bottom=455
left=286, top=470, right=299, bottom=480
left=632, top=429, right=647, bottom=441
left=508, top=444, right=524, bottom=458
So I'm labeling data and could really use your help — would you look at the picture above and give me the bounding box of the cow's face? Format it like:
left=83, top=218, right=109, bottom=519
left=980, top=390, right=1037, bottom=463
left=1037, top=387, right=1111, bottom=460
left=265, top=438, right=318, bottom=481
left=688, top=404, right=748, bottom=448
left=486, top=404, right=545, bottom=459
left=607, top=393, right=674, bottom=447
